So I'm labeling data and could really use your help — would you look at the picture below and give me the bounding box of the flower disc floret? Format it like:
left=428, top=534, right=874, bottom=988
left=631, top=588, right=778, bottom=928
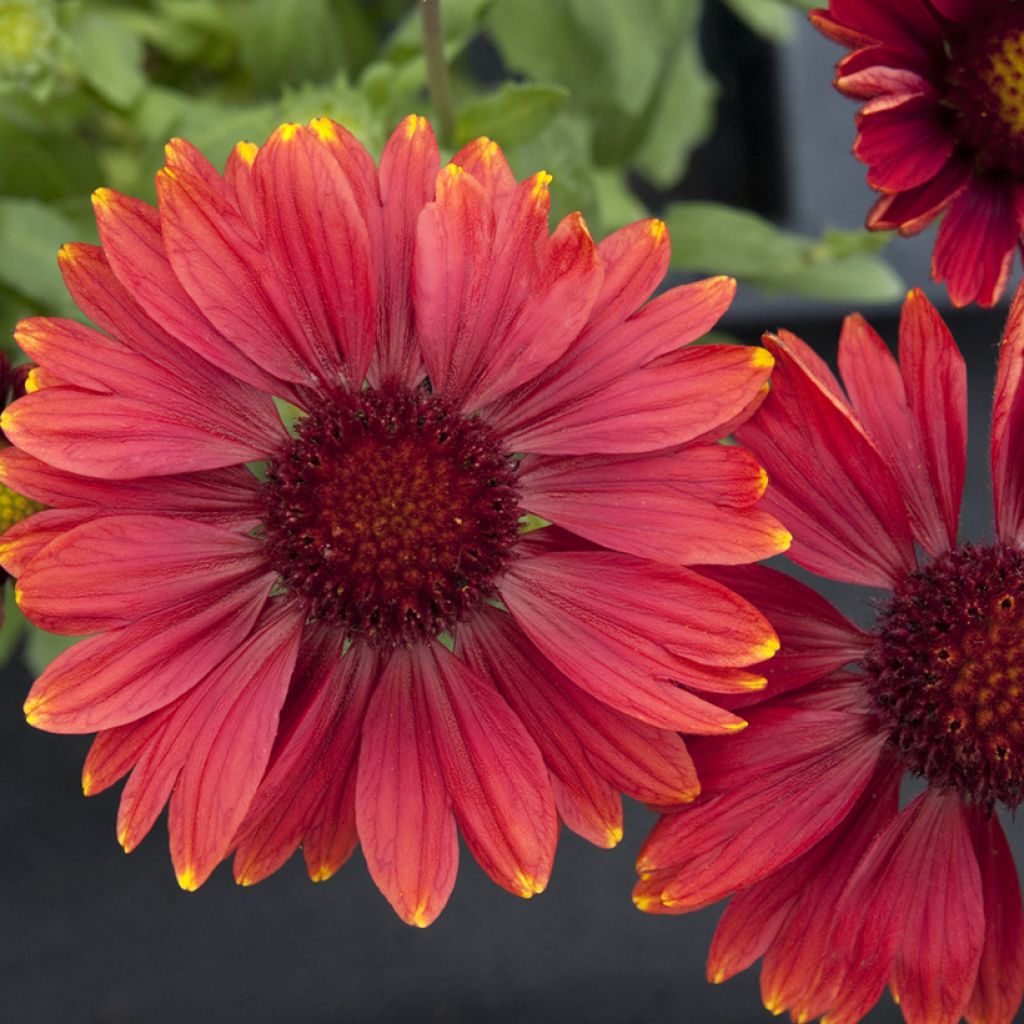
left=261, top=384, right=521, bottom=646
left=867, top=542, right=1024, bottom=809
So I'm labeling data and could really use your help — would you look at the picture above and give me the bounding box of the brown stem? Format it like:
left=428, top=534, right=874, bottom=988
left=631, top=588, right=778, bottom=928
left=421, top=0, right=455, bottom=146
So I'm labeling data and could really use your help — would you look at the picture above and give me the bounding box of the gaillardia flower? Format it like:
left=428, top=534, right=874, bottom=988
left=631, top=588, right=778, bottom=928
left=813, top=0, right=1024, bottom=307
left=634, top=287, right=1024, bottom=1023
left=0, top=116, right=787, bottom=924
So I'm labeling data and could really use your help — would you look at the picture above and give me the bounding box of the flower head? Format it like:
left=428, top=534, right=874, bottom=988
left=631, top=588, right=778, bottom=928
left=812, top=0, right=1024, bottom=307
left=635, top=286, right=1024, bottom=1024
left=1, top=115, right=787, bottom=924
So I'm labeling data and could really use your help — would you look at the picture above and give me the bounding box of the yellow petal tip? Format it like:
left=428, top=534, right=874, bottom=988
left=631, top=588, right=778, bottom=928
left=711, top=969, right=725, bottom=985
left=279, top=122, right=301, bottom=142
left=309, top=864, right=334, bottom=883
left=309, top=117, right=337, bottom=143
left=24, top=367, right=41, bottom=393
left=606, top=824, right=624, bottom=846
left=649, top=219, right=667, bottom=242
left=176, top=865, right=199, bottom=892
left=752, top=346, right=775, bottom=369
left=81, top=772, right=93, bottom=796
left=91, top=187, right=114, bottom=209
left=724, top=718, right=748, bottom=733
left=234, top=141, right=258, bottom=165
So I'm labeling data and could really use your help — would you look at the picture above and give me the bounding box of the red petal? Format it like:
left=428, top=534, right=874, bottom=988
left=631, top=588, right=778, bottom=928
left=897, top=289, right=966, bottom=550
left=838, top=311, right=951, bottom=555
left=738, top=332, right=917, bottom=587
left=58, top=243, right=289, bottom=434
left=500, top=551, right=771, bottom=732
left=855, top=96, right=953, bottom=192
left=491, top=276, right=737, bottom=443
left=635, top=697, right=884, bottom=912
left=92, top=189, right=297, bottom=397
left=82, top=700, right=180, bottom=796
left=455, top=607, right=624, bottom=848
left=519, top=444, right=791, bottom=565
left=0, top=508, right=93, bottom=577
left=15, top=515, right=267, bottom=633
left=232, top=631, right=376, bottom=885
left=0, top=448, right=260, bottom=528
left=505, top=344, right=773, bottom=455
left=755, top=760, right=901, bottom=1020
left=115, top=598, right=302, bottom=858
left=167, top=600, right=304, bottom=889
left=355, top=649, right=458, bottom=926
left=992, top=281, right=1024, bottom=546
left=416, top=642, right=558, bottom=897
left=700, top=564, right=871, bottom=700
left=155, top=165, right=319, bottom=385
left=253, top=123, right=377, bottom=385
left=965, top=810, right=1024, bottom=1024
left=375, top=115, right=439, bottom=383
left=866, top=155, right=971, bottom=234
left=586, top=219, right=671, bottom=331
left=932, top=178, right=1017, bottom=308
left=24, top=571, right=274, bottom=732
left=828, top=789, right=984, bottom=1024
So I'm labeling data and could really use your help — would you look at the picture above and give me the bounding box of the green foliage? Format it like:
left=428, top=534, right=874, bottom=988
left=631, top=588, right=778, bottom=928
left=666, top=202, right=903, bottom=302
left=455, top=83, right=568, bottom=149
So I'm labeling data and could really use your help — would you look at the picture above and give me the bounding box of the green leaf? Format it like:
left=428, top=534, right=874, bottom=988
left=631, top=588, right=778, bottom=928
left=456, top=83, right=568, bottom=148
left=236, top=0, right=347, bottom=93
left=0, top=118, right=102, bottom=198
left=631, top=24, right=718, bottom=186
left=71, top=11, right=146, bottom=109
left=591, top=169, right=647, bottom=232
left=665, top=201, right=903, bottom=302
left=23, top=622, right=80, bottom=677
left=719, top=0, right=795, bottom=42
left=0, top=198, right=90, bottom=316
left=666, top=201, right=808, bottom=277
left=0, top=584, right=26, bottom=667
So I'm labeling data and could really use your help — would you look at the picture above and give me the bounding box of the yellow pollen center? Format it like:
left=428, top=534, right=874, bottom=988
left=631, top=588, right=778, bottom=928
left=0, top=481, right=42, bottom=535
left=983, top=29, right=1024, bottom=134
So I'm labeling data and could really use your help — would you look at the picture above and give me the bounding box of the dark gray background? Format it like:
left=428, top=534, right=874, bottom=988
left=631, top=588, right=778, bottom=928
left=2, top=12, right=1022, bottom=1024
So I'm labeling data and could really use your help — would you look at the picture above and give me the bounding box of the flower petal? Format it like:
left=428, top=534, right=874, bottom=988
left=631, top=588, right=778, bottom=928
left=897, top=288, right=966, bottom=550
left=14, top=515, right=267, bottom=633
left=355, top=649, right=458, bottom=927
left=506, top=344, right=773, bottom=455
left=167, top=600, right=304, bottom=889
left=738, top=331, right=916, bottom=587
left=375, top=115, right=439, bottom=383
left=253, top=122, right=377, bottom=385
left=417, top=642, right=558, bottom=897
left=854, top=96, right=953, bottom=192
left=827, top=789, right=984, bottom=1024
left=635, top=692, right=885, bottom=912
left=23, top=571, right=274, bottom=733
left=932, top=178, right=1017, bottom=309
left=837, top=310, right=951, bottom=555
left=232, top=631, right=375, bottom=886
left=966, top=810, right=1024, bottom=1024
left=92, top=188, right=297, bottom=396
left=992, top=281, right=1024, bottom=546
left=518, top=444, right=791, bottom=565
left=500, top=551, right=771, bottom=732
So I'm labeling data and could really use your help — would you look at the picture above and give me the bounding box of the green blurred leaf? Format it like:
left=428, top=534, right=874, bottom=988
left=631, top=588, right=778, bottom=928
left=719, top=0, right=795, bottom=41
left=0, top=583, right=26, bottom=667
left=665, top=201, right=903, bottom=302
left=456, top=83, right=568, bottom=148
left=23, top=621, right=80, bottom=677
left=237, top=0, right=347, bottom=92
left=0, top=198, right=90, bottom=316
left=72, top=11, right=146, bottom=109
left=591, top=169, right=647, bottom=232
left=631, top=24, right=717, bottom=186
left=0, top=118, right=102, bottom=198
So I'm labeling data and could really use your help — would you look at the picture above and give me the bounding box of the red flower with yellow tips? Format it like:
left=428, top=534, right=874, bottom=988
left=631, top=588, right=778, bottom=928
left=0, top=115, right=787, bottom=924
left=635, top=287, right=1024, bottom=1024
left=813, top=0, right=1024, bottom=307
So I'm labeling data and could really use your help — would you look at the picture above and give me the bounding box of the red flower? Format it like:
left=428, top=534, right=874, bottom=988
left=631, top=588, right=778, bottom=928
left=0, top=116, right=787, bottom=924
left=635, top=287, right=1024, bottom=1023
left=812, top=0, right=1024, bottom=307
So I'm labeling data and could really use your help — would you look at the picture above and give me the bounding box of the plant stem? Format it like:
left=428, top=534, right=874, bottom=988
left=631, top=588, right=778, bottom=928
left=421, top=0, right=454, bottom=146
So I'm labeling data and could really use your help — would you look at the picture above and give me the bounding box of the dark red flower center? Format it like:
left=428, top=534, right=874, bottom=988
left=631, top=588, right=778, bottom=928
left=260, top=384, right=522, bottom=647
left=947, top=4, right=1024, bottom=176
left=866, top=543, right=1024, bottom=809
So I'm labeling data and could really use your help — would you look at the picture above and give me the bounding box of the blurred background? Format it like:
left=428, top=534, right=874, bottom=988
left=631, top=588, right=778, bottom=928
left=0, top=1, right=1015, bottom=1021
